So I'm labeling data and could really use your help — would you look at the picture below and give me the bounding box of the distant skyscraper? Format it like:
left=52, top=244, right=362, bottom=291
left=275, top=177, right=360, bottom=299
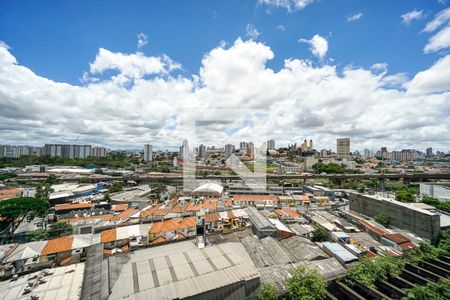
left=179, top=139, right=190, bottom=160
left=91, top=146, right=108, bottom=157
left=267, top=139, right=275, bottom=151
left=336, top=138, right=350, bottom=159
left=239, top=141, right=248, bottom=150
left=426, top=147, right=433, bottom=158
left=224, top=144, right=235, bottom=158
left=198, top=144, right=206, bottom=159
left=363, top=148, right=371, bottom=158
left=43, top=144, right=91, bottom=158
left=309, top=139, right=313, bottom=151
left=144, top=144, right=153, bottom=164
left=320, top=149, right=328, bottom=157
left=381, top=147, right=388, bottom=159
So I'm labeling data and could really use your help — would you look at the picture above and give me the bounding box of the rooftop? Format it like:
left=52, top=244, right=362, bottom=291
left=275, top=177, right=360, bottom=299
left=107, top=241, right=259, bottom=299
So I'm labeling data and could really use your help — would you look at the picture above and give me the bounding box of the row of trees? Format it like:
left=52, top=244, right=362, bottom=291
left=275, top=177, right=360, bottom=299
left=422, top=196, right=450, bottom=213
left=28, top=222, right=73, bottom=241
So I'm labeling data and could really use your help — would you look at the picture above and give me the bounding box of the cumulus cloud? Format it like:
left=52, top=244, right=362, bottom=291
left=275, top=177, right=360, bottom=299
left=347, top=13, right=363, bottom=22
left=88, top=48, right=181, bottom=81
left=246, top=24, right=261, bottom=40
left=0, top=39, right=450, bottom=151
left=258, top=0, right=313, bottom=13
left=277, top=25, right=286, bottom=31
left=406, top=54, right=450, bottom=93
left=299, top=34, right=328, bottom=60
left=401, top=10, right=424, bottom=25
left=137, top=32, right=148, bottom=49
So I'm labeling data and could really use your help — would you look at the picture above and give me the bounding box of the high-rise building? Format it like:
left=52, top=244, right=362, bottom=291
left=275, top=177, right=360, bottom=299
left=363, top=148, right=371, bottom=158
left=336, top=138, right=350, bottom=159
left=320, top=149, right=328, bottom=157
left=426, top=147, right=433, bottom=158
left=198, top=144, right=206, bottom=159
left=381, top=147, right=388, bottom=159
left=309, top=139, right=313, bottom=151
left=266, top=139, right=275, bottom=151
left=179, top=139, right=190, bottom=160
left=43, top=144, right=91, bottom=158
left=239, top=141, right=248, bottom=150
left=246, top=142, right=254, bottom=158
left=224, top=144, right=235, bottom=158
left=91, top=146, right=108, bottom=157
left=144, top=144, right=153, bottom=164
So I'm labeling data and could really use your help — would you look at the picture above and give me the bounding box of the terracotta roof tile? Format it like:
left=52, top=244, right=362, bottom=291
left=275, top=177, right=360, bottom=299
left=55, top=202, right=94, bottom=211
left=111, top=208, right=138, bottom=221
left=152, top=236, right=166, bottom=244
left=204, top=212, right=220, bottom=223
left=227, top=210, right=235, bottom=219
left=384, top=233, right=410, bottom=244
left=41, top=236, right=74, bottom=255
left=111, top=204, right=128, bottom=212
left=101, top=228, right=117, bottom=243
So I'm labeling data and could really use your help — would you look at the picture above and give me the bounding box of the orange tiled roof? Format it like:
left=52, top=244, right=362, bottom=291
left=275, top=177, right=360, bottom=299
left=275, top=209, right=301, bottom=219
left=204, top=212, right=220, bottom=223
left=299, top=195, right=310, bottom=201
left=227, top=210, right=235, bottom=219
left=149, top=217, right=196, bottom=234
left=111, top=204, right=128, bottom=212
left=201, top=199, right=217, bottom=210
left=0, top=189, right=22, bottom=200
left=62, top=214, right=113, bottom=222
left=185, top=202, right=201, bottom=212
left=225, top=199, right=233, bottom=207
left=101, top=228, right=117, bottom=243
left=41, top=236, right=74, bottom=255
left=177, top=233, right=185, bottom=240
left=111, top=208, right=138, bottom=221
left=359, top=220, right=388, bottom=236
left=55, top=202, right=94, bottom=211
left=152, top=236, right=166, bottom=244
left=233, top=195, right=279, bottom=201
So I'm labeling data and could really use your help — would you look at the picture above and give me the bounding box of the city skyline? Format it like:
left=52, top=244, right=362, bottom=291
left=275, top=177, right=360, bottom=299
left=1, top=1, right=450, bottom=151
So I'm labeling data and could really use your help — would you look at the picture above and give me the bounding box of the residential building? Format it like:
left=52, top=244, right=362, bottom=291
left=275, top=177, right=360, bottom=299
left=91, top=146, right=108, bottom=157
left=336, top=138, right=350, bottom=159
left=426, top=147, right=433, bottom=158
left=143, top=144, right=153, bottom=164
left=224, top=143, right=235, bottom=158
left=198, top=143, right=206, bottom=159
left=267, top=139, right=275, bottom=150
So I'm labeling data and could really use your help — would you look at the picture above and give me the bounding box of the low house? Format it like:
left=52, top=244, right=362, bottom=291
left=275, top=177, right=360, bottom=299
left=381, top=233, right=415, bottom=252
left=268, top=218, right=295, bottom=239
left=54, top=202, right=95, bottom=215
left=0, top=189, right=22, bottom=200
left=245, top=206, right=276, bottom=238
left=148, top=217, right=196, bottom=244
left=274, top=209, right=306, bottom=223
left=101, top=223, right=153, bottom=255
left=233, top=195, right=279, bottom=210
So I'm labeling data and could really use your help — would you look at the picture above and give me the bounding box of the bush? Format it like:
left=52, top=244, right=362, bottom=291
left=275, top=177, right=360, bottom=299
left=311, top=227, right=329, bottom=242
left=345, top=255, right=404, bottom=287
left=285, top=265, right=326, bottom=300
left=258, top=283, right=277, bottom=300
left=395, top=190, right=415, bottom=202
left=374, top=213, right=390, bottom=227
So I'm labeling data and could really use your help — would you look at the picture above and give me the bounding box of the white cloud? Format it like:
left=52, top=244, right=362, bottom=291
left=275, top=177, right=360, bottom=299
left=407, top=54, right=450, bottom=93
left=401, top=10, right=424, bottom=25
left=0, top=39, right=450, bottom=151
left=423, top=7, right=450, bottom=32
left=258, top=0, right=313, bottom=13
left=424, top=25, right=450, bottom=53
left=299, top=34, right=328, bottom=60
left=246, top=24, right=261, bottom=40
left=137, top=33, right=148, bottom=50
left=347, top=13, right=363, bottom=22
left=89, top=48, right=181, bottom=81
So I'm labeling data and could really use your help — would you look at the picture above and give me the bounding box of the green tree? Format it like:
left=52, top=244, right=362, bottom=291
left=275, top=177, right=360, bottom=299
left=285, top=265, right=327, bottom=300
left=311, top=227, right=329, bottom=242
left=0, top=197, right=50, bottom=232
left=108, top=183, right=124, bottom=193
left=0, top=172, right=17, bottom=181
left=374, top=213, right=390, bottom=227
left=48, top=222, right=72, bottom=238
left=345, top=255, right=404, bottom=287
left=258, top=283, right=277, bottom=300
left=28, top=228, right=49, bottom=241
left=422, top=196, right=450, bottom=213
left=403, top=279, right=450, bottom=300
left=395, top=190, right=415, bottom=202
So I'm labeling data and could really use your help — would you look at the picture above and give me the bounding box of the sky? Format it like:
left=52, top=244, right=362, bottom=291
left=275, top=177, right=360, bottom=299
left=0, top=0, right=450, bottom=152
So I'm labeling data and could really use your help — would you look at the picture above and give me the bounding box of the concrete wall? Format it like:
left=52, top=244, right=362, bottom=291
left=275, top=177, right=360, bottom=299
left=349, top=193, right=441, bottom=243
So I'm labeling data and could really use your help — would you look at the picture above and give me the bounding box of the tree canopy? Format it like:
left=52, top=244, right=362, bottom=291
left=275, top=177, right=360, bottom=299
left=48, top=221, right=72, bottom=238
left=374, top=213, right=390, bottom=227
left=395, top=189, right=415, bottom=202
left=258, top=283, right=277, bottom=300
left=311, top=227, right=329, bottom=242
left=0, top=197, right=49, bottom=232
left=422, top=196, right=450, bottom=213
left=285, top=265, right=327, bottom=300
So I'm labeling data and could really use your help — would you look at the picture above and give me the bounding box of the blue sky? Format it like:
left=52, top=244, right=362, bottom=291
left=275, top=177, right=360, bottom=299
left=0, top=0, right=446, bottom=84
left=0, top=0, right=449, bottom=151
